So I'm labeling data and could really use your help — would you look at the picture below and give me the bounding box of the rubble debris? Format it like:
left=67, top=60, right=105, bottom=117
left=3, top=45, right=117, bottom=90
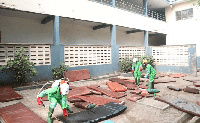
left=140, top=90, right=149, bottom=97
left=125, top=84, right=138, bottom=90
left=76, top=95, right=124, bottom=106
left=130, top=89, right=142, bottom=95
left=168, top=74, right=186, bottom=78
left=73, top=102, right=95, bottom=109
left=106, top=81, right=127, bottom=92
left=87, top=86, right=126, bottom=99
left=127, top=94, right=143, bottom=102
left=193, top=81, right=200, bottom=87
left=109, top=78, right=132, bottom=85
left=67, top=86, right=91, bottom=99
left=183, top=86, right=199, bottom=94
left=154, top=79, right=176, bottom=84
left=167, top=86, right=182, bottom=91
left=68, top=97, right=84, bottom=103
left=138, top=85, right=148, bottom=89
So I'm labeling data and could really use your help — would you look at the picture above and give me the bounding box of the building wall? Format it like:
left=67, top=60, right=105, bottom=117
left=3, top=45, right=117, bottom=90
left=0, top=15, right=53, bottom=44
left=60, top=21, right=110, bottom=45
left=166, top=1, right=200, bottom=67
left=116, top=31, right=144, bottom=46
left=0, top=0, right=167, bottom=34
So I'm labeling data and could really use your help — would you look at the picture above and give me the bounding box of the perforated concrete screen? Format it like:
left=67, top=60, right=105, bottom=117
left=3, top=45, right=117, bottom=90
left=64, top=45, right=111, bottom=67
left=0, top=45, right=51, bottom=66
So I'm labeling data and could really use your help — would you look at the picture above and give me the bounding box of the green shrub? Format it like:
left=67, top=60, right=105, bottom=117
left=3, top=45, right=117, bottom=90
left=121, top=56, right=133, bottom=73
left=121, top=55, right=155, bottom=73
left=0, top=47, right=38, bottom=85
left=51, top=63, right=69, bottom=79
left=140, top=55, right=155, bottom=70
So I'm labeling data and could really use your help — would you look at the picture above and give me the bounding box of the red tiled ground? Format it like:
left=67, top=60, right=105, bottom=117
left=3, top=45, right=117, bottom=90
left=138, top=85, right=148, bottom=89
left=106, top=81, right=127, bottom=92
left=140, top=90, right=149, bottom=97
left=127, top=94, right=143, bottom=102
left=125, top=84, right=138, bottom=90
left=73, top=102, right=92, bottom=109
left=131, top=89, right=142, bottom=95
left=0, top=102, right=45, bottom=123
left=0, top=85, right=23, bottom=102
left=76, top=95, right=123, bottom=106
left=168, top=74, right=186, bottom=78
left=63, top=69, right=90, bottom=82
left=183, top=86, right=199, bottom=94
left=67, top=86, right=91, bottom=99
left=87, top=86, right=126, bottom=99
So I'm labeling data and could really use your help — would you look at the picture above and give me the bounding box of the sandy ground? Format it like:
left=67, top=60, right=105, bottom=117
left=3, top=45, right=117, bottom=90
left=1, top=72, right=200, bottom=123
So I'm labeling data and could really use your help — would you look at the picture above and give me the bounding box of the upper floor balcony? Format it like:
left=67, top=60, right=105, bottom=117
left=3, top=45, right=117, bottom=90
left=89, top=0, right=168, bottom=21
left=0, top=0, right=171, bottom=34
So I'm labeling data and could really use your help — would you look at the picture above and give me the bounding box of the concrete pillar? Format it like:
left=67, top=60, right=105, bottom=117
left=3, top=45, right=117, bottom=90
left=109, top=0, right=115, bottom=7
left=143, top=0, right=149, bottom=56
left=110, top=25, right=119, bottom=70
left=53, top=16, right=60, bottom=45
left=144, top=30, right=149, bottom=56
left=143, top=0, right=148, bottom=16
left=51, top=16, right=64, bottom=66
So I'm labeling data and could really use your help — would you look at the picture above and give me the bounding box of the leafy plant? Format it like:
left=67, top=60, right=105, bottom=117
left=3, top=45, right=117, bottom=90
left=121, top=56, right=133, bottom=73
left=0, top=47, right=38, bottom=85
left=140, top=55, right=155, bottom=70
left=51, top=63, right=69, bottom=79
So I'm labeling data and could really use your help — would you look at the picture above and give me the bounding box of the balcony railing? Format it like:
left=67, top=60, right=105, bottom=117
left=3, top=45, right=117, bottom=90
left=90, top=0, right=166, bottom=21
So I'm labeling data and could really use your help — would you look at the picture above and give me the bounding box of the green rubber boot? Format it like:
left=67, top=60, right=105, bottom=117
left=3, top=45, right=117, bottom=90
left=47, top=107, right=54, bottom=123
left=67, top=108, right=73, bottom=113
left=87, top=104, right=96, bottom=109
left=152, top=81, right=154, bottom=89
left=137, top=78, right=140, bottom=86
left=135, top=78, right=137, bottom=85
left=148, top=81, right=152, bottom=89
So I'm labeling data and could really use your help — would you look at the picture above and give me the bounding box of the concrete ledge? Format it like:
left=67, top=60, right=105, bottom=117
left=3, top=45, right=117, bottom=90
left=188, top=116, right=200, bottom=123
left=14, top=83, right=52, bottom=91
left=174, top=113, right=193, bottom=123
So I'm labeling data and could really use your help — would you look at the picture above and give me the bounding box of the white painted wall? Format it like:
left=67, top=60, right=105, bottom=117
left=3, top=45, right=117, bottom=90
left=60, top=21, right=144, bottom=46
left=0, top=0, right=167, bottom=34
left=116, top=31, right=144, bottom=46
left=0, top=15, right=53, bottom=44
left=166, top=1, right=200, bottom=56
left=60, top=22, right=110, bottom=45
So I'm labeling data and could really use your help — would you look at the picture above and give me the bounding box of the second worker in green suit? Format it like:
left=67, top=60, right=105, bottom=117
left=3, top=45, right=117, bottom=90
left=132, top=58, right=143, bottom=85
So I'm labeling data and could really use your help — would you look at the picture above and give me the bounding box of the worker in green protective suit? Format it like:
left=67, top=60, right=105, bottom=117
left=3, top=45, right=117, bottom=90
left=132, top=58, right=143, bottom=85
left=37, top=79, right=73, bottom=123
left=143, top=60, right=156, bottom=89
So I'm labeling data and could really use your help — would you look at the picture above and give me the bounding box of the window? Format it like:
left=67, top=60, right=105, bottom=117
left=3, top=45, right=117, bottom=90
left=176, top=8, right=193, bottom=21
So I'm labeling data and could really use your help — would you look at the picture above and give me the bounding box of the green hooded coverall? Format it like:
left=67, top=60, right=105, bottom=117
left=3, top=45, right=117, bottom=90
left=132, top=61, right=142, bottom=85
left=145, top=64, right=156, bottom=89
left=38, top=85, right=69, bottom=123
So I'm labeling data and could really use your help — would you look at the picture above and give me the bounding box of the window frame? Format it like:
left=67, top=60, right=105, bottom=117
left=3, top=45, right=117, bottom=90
left=175, top=8, right=193, bottom=21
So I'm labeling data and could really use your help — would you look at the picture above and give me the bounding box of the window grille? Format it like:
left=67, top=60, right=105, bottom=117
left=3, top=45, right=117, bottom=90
left=64, top=45, right=111, bottom=67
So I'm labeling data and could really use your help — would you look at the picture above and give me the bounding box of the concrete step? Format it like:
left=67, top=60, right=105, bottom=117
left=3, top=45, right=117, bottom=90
left=187, top=116, right=200, bottom=123
left=174, top=112, right=193, bottom=123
